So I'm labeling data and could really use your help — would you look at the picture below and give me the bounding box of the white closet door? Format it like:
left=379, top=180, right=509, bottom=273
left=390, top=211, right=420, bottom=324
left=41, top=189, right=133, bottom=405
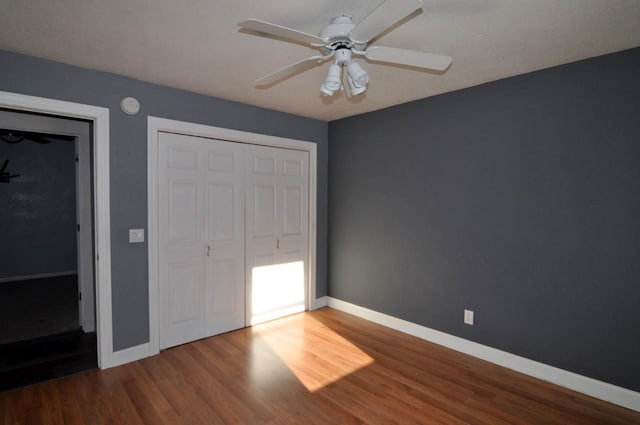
left=158, top=132, right=245, bottom=349
left=159, top=133, right=206, bottom=349
left=246, top=145, right=309, bottom=325
left=203, top=141, right=246, bottom=336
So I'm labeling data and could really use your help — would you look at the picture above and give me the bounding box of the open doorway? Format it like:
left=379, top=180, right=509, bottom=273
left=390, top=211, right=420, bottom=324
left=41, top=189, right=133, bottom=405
left=0, top=109, right=97, bottom=390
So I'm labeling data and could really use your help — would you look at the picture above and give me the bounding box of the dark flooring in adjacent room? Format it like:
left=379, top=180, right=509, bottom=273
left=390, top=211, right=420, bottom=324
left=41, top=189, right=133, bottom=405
left=0, top=275, right=79, bottom=344
left=0, top=275, right=97, bottom=391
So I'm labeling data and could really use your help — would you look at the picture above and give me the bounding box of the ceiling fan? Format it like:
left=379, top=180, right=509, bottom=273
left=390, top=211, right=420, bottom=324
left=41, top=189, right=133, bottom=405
left=238, top=0, right=452, bottom=97
left=1, top=159, right=19, bottom=183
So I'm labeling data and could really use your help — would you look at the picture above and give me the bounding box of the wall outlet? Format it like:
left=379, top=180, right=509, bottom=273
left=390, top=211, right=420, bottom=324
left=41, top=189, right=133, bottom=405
left=129, top=228, right=145, bottom=243
left=464, top=309, right=474, bottom=325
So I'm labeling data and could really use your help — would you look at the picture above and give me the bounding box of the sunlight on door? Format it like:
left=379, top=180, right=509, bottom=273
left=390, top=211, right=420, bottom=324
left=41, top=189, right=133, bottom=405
left=253, top=315, right=374, bottom=392
left=250, top=261, right=306, bottom=325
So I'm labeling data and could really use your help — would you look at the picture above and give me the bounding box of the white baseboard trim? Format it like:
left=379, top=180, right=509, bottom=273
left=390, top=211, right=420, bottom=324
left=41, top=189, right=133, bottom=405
left=327, top=297, right=640, bottom=412
left=107, top=342, right=153, bottom=369
left=312, top=296, right=328, bottom=310
left=0, top=270, right=77, bottom=283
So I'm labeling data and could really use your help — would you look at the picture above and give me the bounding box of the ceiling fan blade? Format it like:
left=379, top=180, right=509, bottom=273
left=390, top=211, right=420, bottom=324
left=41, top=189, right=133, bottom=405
left=364, top=46, right=452, bottom=71
left=255, top=54, right=333, bottom=87
left=239, top=19, right=325, bottom=46
left=350, top=0, right=423, bottom=44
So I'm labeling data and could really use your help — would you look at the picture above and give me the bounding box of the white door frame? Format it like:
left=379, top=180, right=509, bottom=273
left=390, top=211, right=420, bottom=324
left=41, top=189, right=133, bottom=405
left=0, top=90, right=114, bottom=368
left=147, top=116, right=318, bottom=356
left=0, top=108, right=93, bottom=332
left=75, top=136, right=95, bottom=333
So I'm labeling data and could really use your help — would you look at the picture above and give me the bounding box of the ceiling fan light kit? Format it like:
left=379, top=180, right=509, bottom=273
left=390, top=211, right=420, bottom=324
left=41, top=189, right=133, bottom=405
left=321, top=63, right=342, bottom=96
left=320, top=47, right=370, bottom=97
left=238, top=0, right=452, bottom=99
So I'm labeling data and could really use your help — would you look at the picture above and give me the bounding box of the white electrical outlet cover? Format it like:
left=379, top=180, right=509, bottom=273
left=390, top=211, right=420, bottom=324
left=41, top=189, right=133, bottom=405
left=464, top=309, right=474, bottom=325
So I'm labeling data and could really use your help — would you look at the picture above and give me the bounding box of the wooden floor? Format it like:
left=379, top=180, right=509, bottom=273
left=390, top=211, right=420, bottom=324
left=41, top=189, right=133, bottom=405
left=1, top=308, right=638, bottom=424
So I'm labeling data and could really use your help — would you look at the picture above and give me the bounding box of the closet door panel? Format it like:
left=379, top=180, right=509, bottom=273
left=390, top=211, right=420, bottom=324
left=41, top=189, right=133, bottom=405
left=159, top=133, right=245, bottom=348
left=159, top=134, right=206, bottom=349
left=203, top=141, right=245, bottom=337
left=246, top=145, right=309, bottom=325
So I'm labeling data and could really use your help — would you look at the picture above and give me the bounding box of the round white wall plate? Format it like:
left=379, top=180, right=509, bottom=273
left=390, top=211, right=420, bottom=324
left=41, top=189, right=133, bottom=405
left=121, top=97, right=140, bottom=115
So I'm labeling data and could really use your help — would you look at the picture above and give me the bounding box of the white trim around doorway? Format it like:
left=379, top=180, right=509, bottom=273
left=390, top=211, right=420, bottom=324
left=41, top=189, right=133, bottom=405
left=0, top=90, right=114, bottom=368
left=147, top=116, right=318, bottom=356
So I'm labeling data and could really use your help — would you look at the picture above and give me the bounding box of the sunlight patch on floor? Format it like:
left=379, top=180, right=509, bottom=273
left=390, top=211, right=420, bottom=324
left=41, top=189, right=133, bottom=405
left=253, top=314, right=374, bottom=392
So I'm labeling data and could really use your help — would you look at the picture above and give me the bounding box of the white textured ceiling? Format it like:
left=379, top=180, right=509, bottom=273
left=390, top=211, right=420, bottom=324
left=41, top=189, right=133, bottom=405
left=1, top=0, right=639, bottom=121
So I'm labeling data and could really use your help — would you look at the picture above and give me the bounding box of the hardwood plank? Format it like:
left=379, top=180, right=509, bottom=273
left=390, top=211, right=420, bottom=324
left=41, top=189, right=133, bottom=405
left=38, top=380, right=65, bottom=425
left=139, top=355, right=219, bottom=425
left=2, top=385, right=42, bottom=425
left=73, top=370, right=117, bottom=425
left=0, top=308, right=638, bottom=424
left=54, top=378, right=85, bottom=425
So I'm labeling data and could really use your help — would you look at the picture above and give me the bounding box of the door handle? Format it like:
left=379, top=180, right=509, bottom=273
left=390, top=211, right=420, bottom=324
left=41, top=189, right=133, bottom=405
left=207, top=244, right=211, bottom=257
left=276, top=238, right=280, bottom=249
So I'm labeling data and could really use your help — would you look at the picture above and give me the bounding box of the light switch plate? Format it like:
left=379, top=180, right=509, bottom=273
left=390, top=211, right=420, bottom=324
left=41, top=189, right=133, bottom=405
left=129, top=228, right=145, bottom=243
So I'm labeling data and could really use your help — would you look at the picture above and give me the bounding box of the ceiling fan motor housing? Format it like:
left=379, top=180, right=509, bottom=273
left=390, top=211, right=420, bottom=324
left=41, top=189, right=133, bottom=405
left=318, top=16, right=365, bottom=54
left=319, top=16, right=355, bottom=39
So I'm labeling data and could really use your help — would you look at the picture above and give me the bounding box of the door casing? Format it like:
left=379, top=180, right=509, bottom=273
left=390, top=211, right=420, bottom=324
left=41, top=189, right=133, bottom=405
left=147, top=116, right=318, bottom=356
left=0, top=90, right=113, bottom=368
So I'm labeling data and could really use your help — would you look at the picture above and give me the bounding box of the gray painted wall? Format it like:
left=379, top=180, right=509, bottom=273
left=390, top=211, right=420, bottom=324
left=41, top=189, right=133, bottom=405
left=329, top=48, right=640, bottom=391
left=0, top=135, right=76, bottom=279
left=0, top=49, right=328, bottom=351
